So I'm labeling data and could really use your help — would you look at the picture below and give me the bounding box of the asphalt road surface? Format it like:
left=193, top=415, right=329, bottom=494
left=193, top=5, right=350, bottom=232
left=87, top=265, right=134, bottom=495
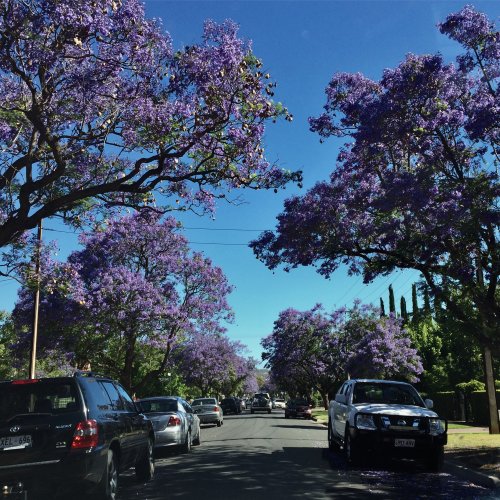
left=119, top=410, right=497, bottom=499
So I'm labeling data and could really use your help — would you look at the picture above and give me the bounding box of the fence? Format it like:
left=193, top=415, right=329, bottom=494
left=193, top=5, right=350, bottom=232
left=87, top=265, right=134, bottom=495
left=432, top=390, right=500, bottom=425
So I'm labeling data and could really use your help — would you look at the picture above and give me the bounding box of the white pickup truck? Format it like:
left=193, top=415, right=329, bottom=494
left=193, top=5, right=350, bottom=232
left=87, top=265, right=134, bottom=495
left=328, top=379, right=447, bottom=470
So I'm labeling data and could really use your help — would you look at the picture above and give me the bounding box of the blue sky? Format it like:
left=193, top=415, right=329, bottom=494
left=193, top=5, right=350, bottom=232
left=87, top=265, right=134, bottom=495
left=1, top=1, right=497, bottom=363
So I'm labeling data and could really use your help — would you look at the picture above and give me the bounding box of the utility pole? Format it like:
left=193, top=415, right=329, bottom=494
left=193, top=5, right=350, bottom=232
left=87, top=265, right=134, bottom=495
left=29, top=220, right=42, bottom=379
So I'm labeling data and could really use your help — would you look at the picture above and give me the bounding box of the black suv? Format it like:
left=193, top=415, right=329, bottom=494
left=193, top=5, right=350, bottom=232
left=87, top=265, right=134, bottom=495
left=220, top=397, right=241, bottom=415
left=0, top=372, right=155, bottom=499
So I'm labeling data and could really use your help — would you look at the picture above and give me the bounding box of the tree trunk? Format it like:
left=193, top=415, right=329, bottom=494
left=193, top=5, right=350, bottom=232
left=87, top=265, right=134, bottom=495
left=483, top=346, right=499, bottom=434
left=321, top=392, right=329, bottom=410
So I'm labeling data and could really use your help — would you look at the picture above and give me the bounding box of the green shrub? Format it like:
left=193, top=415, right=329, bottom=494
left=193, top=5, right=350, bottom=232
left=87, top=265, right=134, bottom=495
left=456, top=379, right=485, bottom=393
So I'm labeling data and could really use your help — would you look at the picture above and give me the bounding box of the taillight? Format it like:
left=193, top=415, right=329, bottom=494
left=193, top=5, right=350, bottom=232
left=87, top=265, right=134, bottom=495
left=213, top=407, right=219, bottom=412
left=12, top=379, right=40, bottom=384
left=71, top=420, right=98, bottom=449
left=167, top=416, right=181, bottom=427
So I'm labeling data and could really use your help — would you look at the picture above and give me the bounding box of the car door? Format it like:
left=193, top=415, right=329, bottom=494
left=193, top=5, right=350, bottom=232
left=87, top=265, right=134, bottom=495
left=180, top=400, right=195, bottom=439
left=333, top=382, right=349, bottom=438
left=115, top=384, right=149, bottom=463
left=101, top=381, right=134, bottom=469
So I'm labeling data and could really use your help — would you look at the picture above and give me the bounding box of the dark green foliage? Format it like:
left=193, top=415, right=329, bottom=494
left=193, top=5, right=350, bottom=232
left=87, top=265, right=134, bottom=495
left=400, top=296, right=408, bottom=323
left=411, top=284, right=419, bottom=324
left=388, top=284, right=396, bottom=314
left=380, top=298, right=386, bottom=317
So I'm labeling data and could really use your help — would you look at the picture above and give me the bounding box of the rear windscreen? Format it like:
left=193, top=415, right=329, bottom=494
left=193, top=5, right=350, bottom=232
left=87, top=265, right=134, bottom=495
left=192, top=399, right=216, bottom=406
left=0, top=380, right=80, bottom=422
left=140, top=399, right=178, bottom=413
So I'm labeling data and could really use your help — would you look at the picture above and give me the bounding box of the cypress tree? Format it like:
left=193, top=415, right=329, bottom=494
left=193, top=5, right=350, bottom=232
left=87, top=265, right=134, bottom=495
left=388, top=284, right=396, bottom=314
left=423, top=286, right=431, bottom=316
left=400, top=296, right=408, bottom=323
left=379, top=298, right=386, bottom=317
left=411, top=284, right=419, bottom=324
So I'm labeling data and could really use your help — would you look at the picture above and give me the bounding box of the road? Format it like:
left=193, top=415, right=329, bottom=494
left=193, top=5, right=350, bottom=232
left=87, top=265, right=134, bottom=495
left=119, top=409, right=496, bottom=499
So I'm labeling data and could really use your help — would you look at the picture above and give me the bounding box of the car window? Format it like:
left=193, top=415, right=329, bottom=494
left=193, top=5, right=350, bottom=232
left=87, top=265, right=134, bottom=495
left=101, top=381, right=124, bottom=411
left=85, top=380, right=113, bottom=411
left=140, top=399, right=178, bottom=413
left=115, top=384, right=137, bottom=412
left=192, top=398, right=216, bottom=406
left=352, top=383, right=424, bottom=406
left=181, top=401, right=193, bottom=413
left=0, top=380, right=79, bottom=421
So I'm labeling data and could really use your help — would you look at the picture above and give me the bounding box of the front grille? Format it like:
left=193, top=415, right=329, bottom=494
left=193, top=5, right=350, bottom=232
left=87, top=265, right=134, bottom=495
left=378, top=415, right=424, bottom=431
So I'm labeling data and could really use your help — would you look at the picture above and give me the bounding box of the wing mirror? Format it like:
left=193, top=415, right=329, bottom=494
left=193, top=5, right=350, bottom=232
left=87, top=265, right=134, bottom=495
left=424, top=399, right=434, bottom=409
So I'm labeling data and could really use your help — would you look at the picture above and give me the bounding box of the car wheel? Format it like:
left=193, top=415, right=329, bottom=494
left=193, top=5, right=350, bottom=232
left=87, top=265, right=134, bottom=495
left=135, top=437, right=155, bottom=482
left=96, top=448, right=118, bottom=500
left=327, top=419, right=339, bottom=452
left=345, top=427, right=361, bottom=466
left=426, top=445, right=444, bottom=472
left=285, top=413, right=289, bottom=419
left=268, top=409, right=271, bottom=414
left=182, top=430, right=192, bottom=453
left=216, top=420, right=222, bottom=427
left=193, top=426, right=201, bottom=446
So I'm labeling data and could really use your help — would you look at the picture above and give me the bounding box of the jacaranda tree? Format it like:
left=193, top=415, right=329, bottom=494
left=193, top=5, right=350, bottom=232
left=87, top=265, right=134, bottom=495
left=0, top=0, right=300, bottom=253
left=12, top=212, right=234, bottom=391
left=252, top=6, right=499, bottom=431
left=262, top=303, right=422, bottom=408
left=173, top=331, right=251, bottom=397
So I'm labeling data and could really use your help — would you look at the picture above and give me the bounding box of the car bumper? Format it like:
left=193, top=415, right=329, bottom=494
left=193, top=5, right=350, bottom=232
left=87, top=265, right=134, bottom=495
left=0, top=446, right=107, bottom=499
left=350, top=427, right=447, bottom=456
left=154, top=427, right=184, bottom=448
left=196, top=413, right=220, bottom=424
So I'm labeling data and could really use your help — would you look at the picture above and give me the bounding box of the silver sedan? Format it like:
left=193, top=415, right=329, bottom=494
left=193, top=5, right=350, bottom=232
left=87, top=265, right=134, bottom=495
left=191, top=397, right=223, bottom=427
left=139, top=396, right=201, bottom=452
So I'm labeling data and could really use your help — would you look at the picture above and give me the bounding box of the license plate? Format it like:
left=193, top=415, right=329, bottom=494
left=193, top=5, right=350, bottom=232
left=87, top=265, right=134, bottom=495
left=0, top=435, right=32, bottom=450
left=394, top=438, right=415, bottom=448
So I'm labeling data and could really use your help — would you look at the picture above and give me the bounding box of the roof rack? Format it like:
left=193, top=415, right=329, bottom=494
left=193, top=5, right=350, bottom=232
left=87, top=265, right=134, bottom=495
left=73, top=370, right=109, bottom=379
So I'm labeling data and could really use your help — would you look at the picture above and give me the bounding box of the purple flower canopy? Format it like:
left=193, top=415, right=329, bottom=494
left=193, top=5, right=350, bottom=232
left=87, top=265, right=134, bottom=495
left=263, top=303, right=422, bottom=397
left=0, top=0, right=300, bottom=247
left=251, top=5, right=499, bottom=349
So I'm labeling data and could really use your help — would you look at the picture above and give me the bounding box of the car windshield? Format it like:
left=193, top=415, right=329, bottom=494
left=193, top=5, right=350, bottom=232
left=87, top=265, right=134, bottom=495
left=221, top=398, right=234, bottom=404
left=140, top=399, right=178, bottom=413
left=0, top=380, right=79, bottom=422
left=352, top=383, right=424, bottom=407
left=295, top=399, right=308, bottom=406
left=192, top=398, right=216, bottom=406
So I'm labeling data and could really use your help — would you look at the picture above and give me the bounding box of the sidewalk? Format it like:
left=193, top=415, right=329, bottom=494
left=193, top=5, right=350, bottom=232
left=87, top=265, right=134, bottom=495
left=445, top=426, right=500, bottom=490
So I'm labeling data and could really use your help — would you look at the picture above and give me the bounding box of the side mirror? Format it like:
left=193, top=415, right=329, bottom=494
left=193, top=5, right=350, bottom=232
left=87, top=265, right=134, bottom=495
left=424, top=399, right=434, bottom=409
left=335, top=394, right=347, bottom=405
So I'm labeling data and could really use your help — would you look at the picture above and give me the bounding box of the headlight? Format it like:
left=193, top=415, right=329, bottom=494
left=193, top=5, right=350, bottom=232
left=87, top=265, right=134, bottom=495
left=429, top=418, right=446, bottom=435
left=356, top=414, right=377, bottom=430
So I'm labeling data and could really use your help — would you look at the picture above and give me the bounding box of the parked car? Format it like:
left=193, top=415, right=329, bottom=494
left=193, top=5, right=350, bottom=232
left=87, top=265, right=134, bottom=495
left=284, top=399, right=312, bottom=419
left=273, top=398, right=286, bottom=409
left=220, top=397, right=241, bottom=415
left=191, top=397, right=223, bottom=427
left=139, top=397, right=200, bottom=452
left=328, top=379, right=447, bottom=470
left=0, top=372, right=154, bottom=500
left=251, top=393, right=272, bottom=414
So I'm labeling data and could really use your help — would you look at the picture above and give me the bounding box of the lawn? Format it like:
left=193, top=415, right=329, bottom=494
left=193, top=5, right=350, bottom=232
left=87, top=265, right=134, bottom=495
left=447, top=433, right=500, bottom=449
left=311, top=408, right=328, bottom=424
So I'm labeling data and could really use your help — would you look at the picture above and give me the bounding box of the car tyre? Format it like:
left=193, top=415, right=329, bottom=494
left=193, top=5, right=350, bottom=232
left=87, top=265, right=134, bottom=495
left=344, top=427, right=361, bottom=466
left=268, top=409, right=271, bottom=414
left=96, top=448, right=118, bottom=500
left=426, top=445, right=444, bottom=472
left=328, top=419, right=340, bottom=452
left=135, top=437, right=155, bottom=482
left=216, top=420, right=222, bottom=427
left=193, top=426, right=201, bottom=446
left=182, top=430, right=192, bottom=453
